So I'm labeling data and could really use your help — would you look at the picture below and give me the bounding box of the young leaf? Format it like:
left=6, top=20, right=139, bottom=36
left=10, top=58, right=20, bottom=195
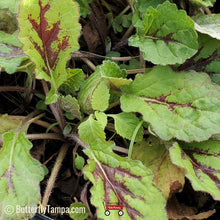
left=135, top=0, right=166, bottom=13
left=94, top=111, right=107, bottom=129
left=91, top=81, right=110, bottom=112
left=78, top=61, right=130, bottom=114
left=78, top=115, right=105, bottom=144
left=169, top=141, right=220, bottom=200
left=132, top=136, right=185, bottom=199
left=59, top=95, right=82, bottom=120
left=193, top=14, right=220, bottom=40
left=121, top=65, right=220, bottom=142
left=17, top=0, right=81, bottom=104
left=129, top=1, right=198, bottom=65
left=84, top=141, right=167, bottom=220
left=0, top=131, right=45, bottom=219
left=0, top=31, right=27, bottom=74
left=108, top=112, right=143, bottom=142
left=74, top=153, right=85, bottom=170
left=75, top=0, right=92, bottom=18
left=59, top=69, right=85, bottom=95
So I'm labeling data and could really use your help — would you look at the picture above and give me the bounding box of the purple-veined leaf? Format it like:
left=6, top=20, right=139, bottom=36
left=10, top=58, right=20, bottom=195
left=17, top=0, right=81, bottom=103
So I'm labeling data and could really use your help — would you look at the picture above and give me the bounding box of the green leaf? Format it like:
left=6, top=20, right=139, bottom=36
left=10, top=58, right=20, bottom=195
left=177, top=33, right=220, bottom=74
left=78, top=115, right=105, bottom=144
left=94, top=111, right=107, bottom=129
left=121, top=65, right=220, bottom=142
left=193, top=14, right=220, bottom=40
left=0, top=31, right=27, bottom=74
left=0, top=0, right=21, bottom=14
left=75, top=0, right=92, bottom=18
left=78, top=61, right=131, bottom=114
left=59, top=68, right=85, bottom=95
left=69, top=202, right=89, bottom=220
left=108, top=112, right=143, bottom=142
left=129, top=1, right=198, bottom=65
left=17, top=0, right=81, bottom=104
left=135, top=0, right=166, bottom=13
left=60, top=95, right=82, bottom=120
left=0, top=131, right=45, bottom=219
left=83, top=141, right=167, bottom=219
left=0, top=9, right=17, bottom=33
left=74, top=153, right=85, bottom=170
left=169, top=141, right=220, bottom=200
left=132, top=136, right=185, bottom=199
left=92, top=81, right=110, bottom=112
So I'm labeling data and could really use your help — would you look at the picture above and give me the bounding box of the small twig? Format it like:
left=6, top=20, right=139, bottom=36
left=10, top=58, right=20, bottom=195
left=81, top=57, right=96, bottom=71
left=26, top=133, right=65, bottom=141
left=41, top=143, right=69, bottom=211
left=126, top=68, right=145, bottom=74
left=0, top=86, right=40, bottom=94
left=203, top=6, right=212, bottom=15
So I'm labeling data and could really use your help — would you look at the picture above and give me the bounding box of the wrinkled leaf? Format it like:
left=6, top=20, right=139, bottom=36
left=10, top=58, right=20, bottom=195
left=59, top=69, right=85, bottom=95
left=193, top=14, right=220, bottom=40
left=129, top=1, right=198, bottom=65
left=135, top=0, right=166, bottom=13
left=18, top=0, right=81, bottom=104
left=78, top=61, right=130, bottom=114
left=60, top=95, right=81, bottom=120
left=92, top=81, right=110, bottom=112
left=121, top=65, right=220, bottom=142
left=84, top=141, right=167, bottom=219
left=75, top=0, right=92, bottom=18
left=78, top=115, right=105, bottom=144
left=0, top=31, right=27, bottom=73
left=132, top=136, right=185, bottom=199
left=0, top=131, right=45, bottom=219
left=108, top=112, right=143, bottom=142
left=169, top=141, right=220, bottom=200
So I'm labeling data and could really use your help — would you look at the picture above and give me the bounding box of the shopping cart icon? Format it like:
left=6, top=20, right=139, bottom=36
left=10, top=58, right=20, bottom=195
left=103, top=202, right=124, bottom=216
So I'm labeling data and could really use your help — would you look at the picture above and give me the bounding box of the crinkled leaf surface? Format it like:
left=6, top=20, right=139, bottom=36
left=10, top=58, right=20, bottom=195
left=132, top=136, right=185, bottom=199
left=169, top=141, right=220, bottom=200
left=59, top=69, right=85, bottom=95
left=108, top=112, right=143, bottom=142
left=193, top=14, right=220, bottom=40
left=0, top=31, right=27, bottom=73
left=78, top=115, right=106, bottom=144
left=135, top=0, right=166, bottom=13
left=17, top=0, right=81, bottom=103
left=78, top=61, right=130, bottom=114
left=121, top=66, right=220, bottom=142
left=84, top=141, right=167, bottom=220
left=59, top=95, right=81, bottom=120
left=129, top=1, right=198, bottom=65
left=0, top=131, right=45, bottom=219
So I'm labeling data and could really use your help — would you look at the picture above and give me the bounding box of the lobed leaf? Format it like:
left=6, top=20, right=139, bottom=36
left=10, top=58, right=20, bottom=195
left=0, top=31, right=27, bottom=73
left=132, top=136, right=185, bottom=199
left=121, top=65, right=220, bottom=142
left=84, top=141, right=167, bottom=220
left=17, top=0, right=81, bottom=103
left=193, top=14, right=220, bottom=40
left=129, top=1, right=198, bottom=65
left=78, top=115, right=106, bottom=144
left=169, top=141, right=220, bottom=200
left=108, top=112, right=143, bottom=142
left=0, top=131, right=45, bottom=219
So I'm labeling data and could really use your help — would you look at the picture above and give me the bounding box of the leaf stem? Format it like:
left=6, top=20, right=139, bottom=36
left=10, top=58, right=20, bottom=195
left=128, top=119, right=144, bottom=159
left=41, top=143, right=69, bottom=211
